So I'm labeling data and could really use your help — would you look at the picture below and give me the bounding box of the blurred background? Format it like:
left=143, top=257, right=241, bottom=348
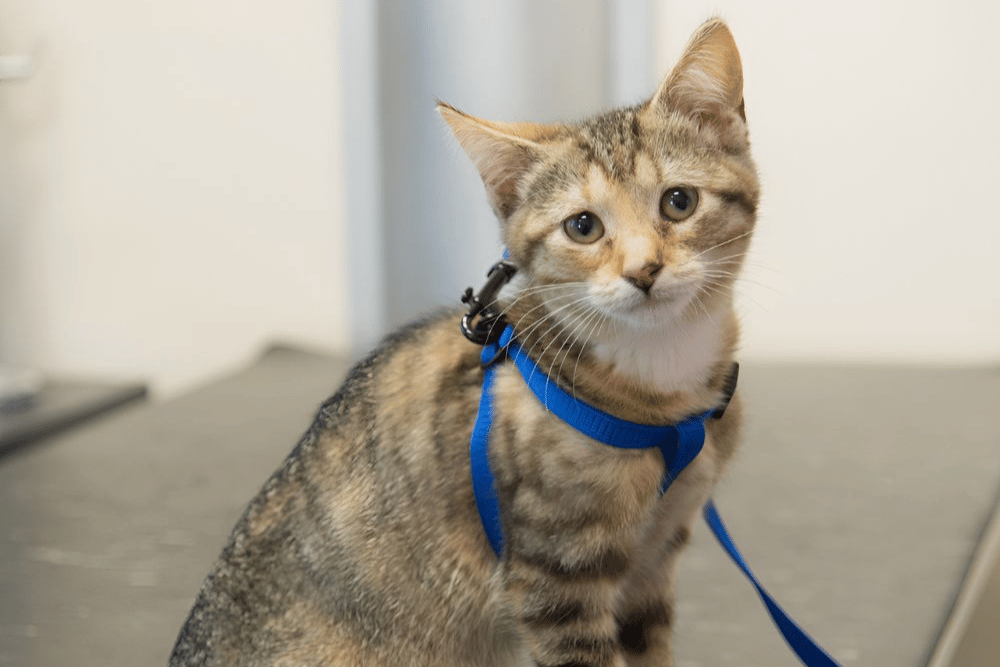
left=1, top=0, right=998, bottom=399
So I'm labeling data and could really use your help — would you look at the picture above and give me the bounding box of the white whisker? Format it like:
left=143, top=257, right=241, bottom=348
left=539, top=306, right=597, bottom=409
left=571, top=307, right=607, bottom=401
left=700, top=278, right=770, bottom=314
left=680, top=229, right=755, bottom=266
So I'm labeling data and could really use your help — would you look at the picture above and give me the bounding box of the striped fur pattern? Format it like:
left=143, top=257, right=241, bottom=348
left=170, top=18, right=758, bottom=667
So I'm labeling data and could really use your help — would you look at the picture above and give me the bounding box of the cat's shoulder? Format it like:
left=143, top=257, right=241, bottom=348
left=319, top=307, right=464, bottom=407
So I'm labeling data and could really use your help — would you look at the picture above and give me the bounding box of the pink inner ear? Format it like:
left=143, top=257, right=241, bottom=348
left=652, top=20, right=744, bottom=120
left=438, top=104, right=550, bottom=219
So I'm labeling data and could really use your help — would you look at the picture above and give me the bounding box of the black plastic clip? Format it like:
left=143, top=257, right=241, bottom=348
left=711, top=362, right=740, bottom=420
left=460, top=260, right=518, bottom=345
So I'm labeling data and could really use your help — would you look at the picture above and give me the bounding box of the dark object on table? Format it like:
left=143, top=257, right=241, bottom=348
left=0, top=367, right=45, bottom=413
left=0, top=369, right=147, bottom=457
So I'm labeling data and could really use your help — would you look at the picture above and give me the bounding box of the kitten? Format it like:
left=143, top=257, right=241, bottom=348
left=169, top=18, right=758, bottom=667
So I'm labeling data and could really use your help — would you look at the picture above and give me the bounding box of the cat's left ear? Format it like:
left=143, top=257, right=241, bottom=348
left=438, top=102, right=557, bottom=219
left=649, top=18, right=746, bottom=126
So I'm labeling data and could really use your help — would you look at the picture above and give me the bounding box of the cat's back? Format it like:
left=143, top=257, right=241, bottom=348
left=169, top=309, right=509, bottom=667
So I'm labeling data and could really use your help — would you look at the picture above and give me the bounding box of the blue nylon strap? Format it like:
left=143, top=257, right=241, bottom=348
left=503, top=329, right=699, bottom=449
left=470, top=362, right=505, bottom=556
left=703, top=500, right=842, bottom=667
left=500, top=326, right=714, bottom=493
left=661, top=416, right=706, bottom=493
left=472, top=325, right=709, bottom=554
left=468, top=324, right=843, bottom=666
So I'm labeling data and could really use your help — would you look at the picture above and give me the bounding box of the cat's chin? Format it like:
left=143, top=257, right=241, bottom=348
left=590, top=305, right=726, bottom=395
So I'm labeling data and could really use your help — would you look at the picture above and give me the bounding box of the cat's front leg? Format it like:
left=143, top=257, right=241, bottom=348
left=615, top=514, right=700, bottom=667
left=495, top=460, right=661, bottom=667
left=617, top=587, right=678, bottom=667
left=615, top=557, right=681, bottom=667
left=487, top=377, right=666, bottom=667
left=503, top=543, right=632, bottom=667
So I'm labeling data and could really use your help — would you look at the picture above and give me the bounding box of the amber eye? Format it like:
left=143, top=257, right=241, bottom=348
left=660, top=186, right=699, bottom=222
left=562, top=212, right=605, bottom=244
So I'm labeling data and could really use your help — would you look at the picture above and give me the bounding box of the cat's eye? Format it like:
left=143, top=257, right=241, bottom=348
left=660, top=186, right=699, bottom=222
left=562, top=212, right=605, bottom=244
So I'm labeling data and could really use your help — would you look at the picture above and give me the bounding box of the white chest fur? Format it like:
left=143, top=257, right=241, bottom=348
left=590, top=310, right=726, bottom=395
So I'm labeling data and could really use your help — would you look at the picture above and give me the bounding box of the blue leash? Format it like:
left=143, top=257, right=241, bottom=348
left=469, top=324, right=842, bottom=667
left=703, top=500, right=841, bottom=666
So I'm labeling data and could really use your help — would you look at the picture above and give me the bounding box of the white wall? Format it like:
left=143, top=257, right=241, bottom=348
left=376, top=0, right=618, bottom=333
left=657, top=1, right=1000, bottom=364
left=2, top=1, right=996, bottom=403
left=374, top=0, right=1000, bottom=367
left=0, top=0, right=349, bottom=397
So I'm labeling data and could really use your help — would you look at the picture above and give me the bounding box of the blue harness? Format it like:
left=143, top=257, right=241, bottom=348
left=461, top=261, right=843, bottom=667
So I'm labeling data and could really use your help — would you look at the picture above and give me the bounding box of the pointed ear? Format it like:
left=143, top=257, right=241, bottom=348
left=437, top=102, right=558, bottom=218
left=650, top=19, right=745, bottom=124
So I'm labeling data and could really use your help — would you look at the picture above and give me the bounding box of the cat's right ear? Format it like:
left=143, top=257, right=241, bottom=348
left=437, top=102, right=555, bottom=219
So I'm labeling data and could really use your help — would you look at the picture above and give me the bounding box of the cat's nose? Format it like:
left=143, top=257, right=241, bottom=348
left=624, top=262, right=663, bottom=295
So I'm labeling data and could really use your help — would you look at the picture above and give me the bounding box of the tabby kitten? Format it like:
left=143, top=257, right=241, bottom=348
left=170, top=18, right=759, bottom=667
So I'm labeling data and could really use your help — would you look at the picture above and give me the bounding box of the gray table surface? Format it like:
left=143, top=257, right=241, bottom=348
left=0, top=346, right=997, bottom=666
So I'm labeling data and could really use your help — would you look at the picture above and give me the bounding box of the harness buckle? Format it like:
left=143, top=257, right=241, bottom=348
left=460, top=260, right=518, bottom=345
left=711, top=362, right=740, bottom=420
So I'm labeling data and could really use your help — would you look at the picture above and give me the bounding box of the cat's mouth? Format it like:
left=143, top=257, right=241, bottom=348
left=606, top=280, right=699, bottom=325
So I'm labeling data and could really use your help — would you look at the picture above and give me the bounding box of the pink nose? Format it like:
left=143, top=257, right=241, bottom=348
left=624, top=262, right=663, bottom=294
